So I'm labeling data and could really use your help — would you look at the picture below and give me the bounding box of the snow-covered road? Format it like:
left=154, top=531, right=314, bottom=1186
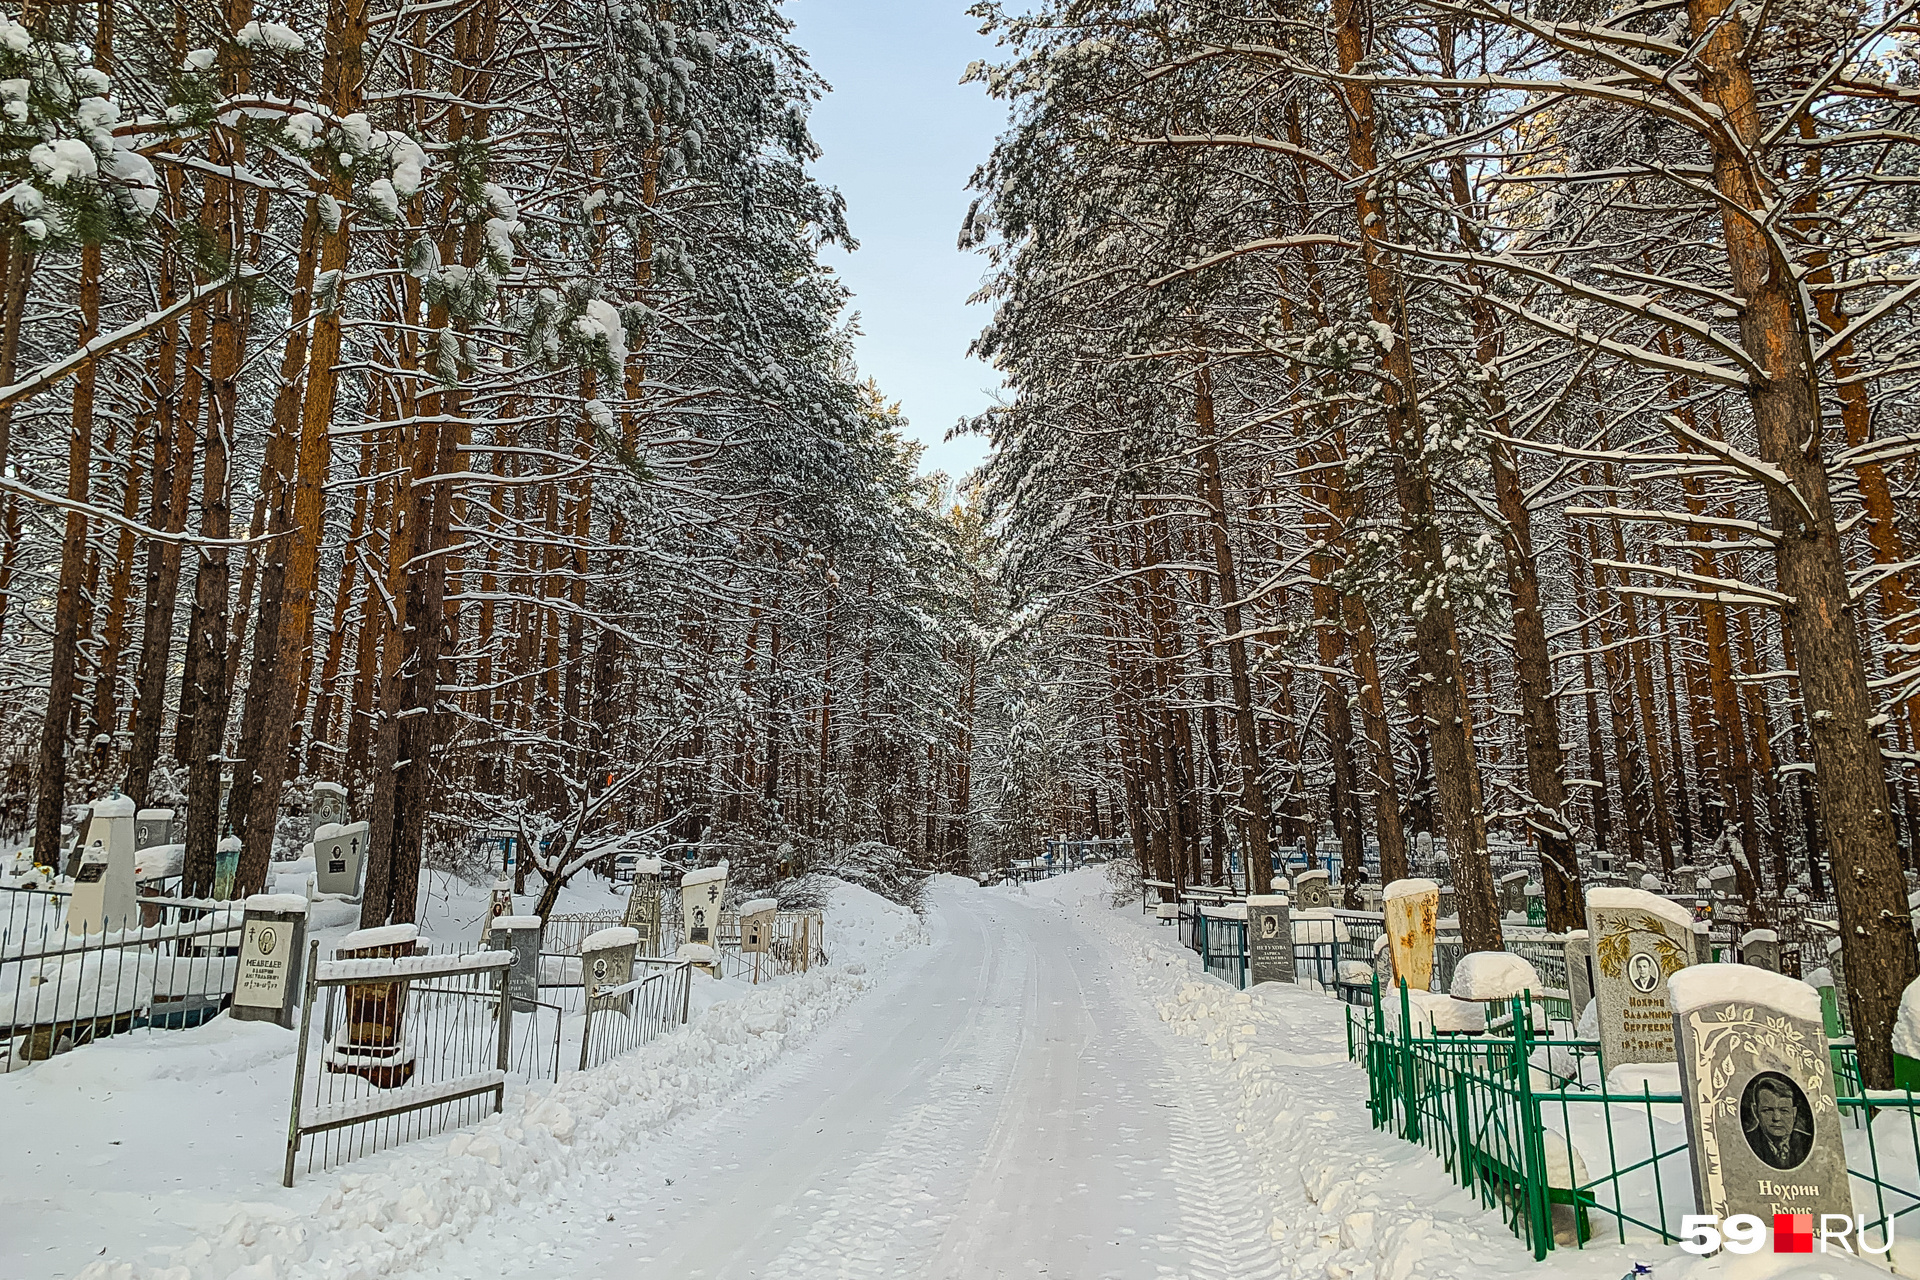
left=415, top=875, right=1285, bottom=1280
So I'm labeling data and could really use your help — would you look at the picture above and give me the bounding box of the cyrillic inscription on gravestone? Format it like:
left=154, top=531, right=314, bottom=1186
left=1383, top=878, right=1439, bottom=993
left=682, top=861, right=728, bottom=946
left=1670, top=964, right=1851, bottom=1223
left=1246, top=895, right=1294, bottom=986
left=232, top=895, right=308, bottom=1028
left=1587, top=886, right=1698, bottom=1070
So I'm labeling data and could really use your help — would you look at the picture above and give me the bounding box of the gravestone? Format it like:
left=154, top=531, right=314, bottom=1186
left=1438, top=885, right=1456, bottom=920
left=489, top=915, right=542, bottom=1012
left=1383, top=878, right=1439, bottom=994
left=1741, top=928, right=1780, bottom=973
left=623, top=857, right=664, bottom=955
left=1564, top=929, right=1594, bottom=1021
left=1499, top=870, right=1529, bottom=917
left=308, top=782, right=348, bottom=840
left=1415, top=831, right=1434, bottom=872
left=681, top=861, right=729, bottom=946
left=1670, top=965, right=1852, bottom=1223
left=68, top=794, right=138, bottom=935
left=313, top=820, right=369, bottom=897
left=1825, top=937, right=1851, bottom=1034
left=60, top=804, right=92, bottom=876
left=134, top=808, right=174, bottom=852
left=213, top=834, right=241, bottom=901
left=1587, top=886, right=1699, bottom=1071
left=481, top=879, right=513, bottom=942
left=326, top=923, right=423, bottom=1088
left=1246, top=894, right=1295, bottom=986
left=231, top=894, right=308, bottom=1028
left=580, top=925, right=638, bottom=1016
left=739, top=898, right=778, bottom=954
left=1293, top=868, right=1332, bottom=912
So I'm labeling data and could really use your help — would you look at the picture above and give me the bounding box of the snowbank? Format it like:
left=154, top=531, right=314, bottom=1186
left=1450, top=951, right=1541, bottom=1001
left=44, top=875, right=920, bottom=1280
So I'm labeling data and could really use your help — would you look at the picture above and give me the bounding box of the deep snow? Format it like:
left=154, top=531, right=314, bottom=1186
left=5, top=867, right=1903, bottom=1280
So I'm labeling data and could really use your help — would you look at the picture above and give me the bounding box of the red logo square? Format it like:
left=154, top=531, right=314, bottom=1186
left=1774, top=1213, right=1814, bottom=1253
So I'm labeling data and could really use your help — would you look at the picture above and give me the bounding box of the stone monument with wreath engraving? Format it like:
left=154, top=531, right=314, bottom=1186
left=1587, top=886, right=1699, bottom=1071
left=1670, top=964, right=1852, bottom=1223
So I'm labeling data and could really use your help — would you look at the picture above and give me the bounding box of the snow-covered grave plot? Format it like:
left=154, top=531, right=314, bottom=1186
left=1, top=868, right=920, bottom=1280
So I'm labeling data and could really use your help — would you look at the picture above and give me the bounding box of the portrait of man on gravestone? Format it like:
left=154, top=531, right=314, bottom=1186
left=1742, top=1072, right=1814, bottom=1170
left=1628, top=951, right=1661, bottom=994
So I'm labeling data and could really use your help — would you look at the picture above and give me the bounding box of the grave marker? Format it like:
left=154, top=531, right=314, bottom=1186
left=1588, top=886, right=1699, bottom=1070
left=580, top=925, right=638, bottom=1015
left=134, top=808, right=174, bottom=852
left=1740, top=928, right=1779, bottom=973
left=1246, top=894, right=1295, bottom=986
left=1499, top=870, right=1530, bottom=917
left=1293, top=868, right=1332, bottom=912
left=1564, top=929, right=1594, bottom=1021
left=682, top=861, right=728, bottom=946
left=623, top=857, right=664, bottom=956
left=1670, top=965, right=1851, bottom=1223
left=308, top=781, right=348, bottom=839
left=489, top=915, right=542, bottom=1012
left=739, top=897, right=778, bottom=984
left=68, top=795, right=137, bottom=934
left=313, top=821, right=369, bottom=898
left=326, top=923, right=423, bottom=1088
left=231, top=894, right=308, bottom=1027
left=1383, top=878, right=1439, bottom=994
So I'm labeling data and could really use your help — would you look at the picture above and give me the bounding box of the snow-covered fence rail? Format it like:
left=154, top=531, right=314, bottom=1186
left=285, top=944, right=513, bottom=1185
left=0, top=888, right=246, bottom=1070
left=579, top=956, right=692, bottom=1071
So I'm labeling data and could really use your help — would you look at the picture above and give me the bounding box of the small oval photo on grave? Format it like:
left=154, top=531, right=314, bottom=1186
left=1742, top=1071, right=1814, bottom=1171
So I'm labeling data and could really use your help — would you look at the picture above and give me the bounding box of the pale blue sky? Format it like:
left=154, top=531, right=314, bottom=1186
left=787, top=0, right=1004, bottom=481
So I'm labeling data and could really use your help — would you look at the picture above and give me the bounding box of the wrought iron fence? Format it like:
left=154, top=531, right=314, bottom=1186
left=1351, top=977, right=1920, bottom=1261
left=1, top=886, right=245, bottom=1071
left=579, top=956, right=693, bottom=1071
left=285, top=943, right=512, bottom=1185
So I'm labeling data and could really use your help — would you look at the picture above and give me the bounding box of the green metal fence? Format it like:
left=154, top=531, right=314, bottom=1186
left=1351, top=977, right=1920, bottom=1261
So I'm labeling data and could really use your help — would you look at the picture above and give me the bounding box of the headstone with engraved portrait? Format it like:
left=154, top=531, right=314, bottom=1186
left=134, top=808, right=174, bottom=852
left=681, top=861, right=729, bottom=948
left=1246, top=894, right=1295, bottom=986
left=1670, top=965, right=1852, bottom=1223
left=1587, top=887, right=1699, bottom=1071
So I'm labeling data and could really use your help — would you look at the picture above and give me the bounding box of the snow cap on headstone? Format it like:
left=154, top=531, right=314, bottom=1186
left=1383, top=877, right=1438, bottom=902
left=1667, top=962, right=1822, bottom=1023
left=580, top=925, right=639, bottom=951
left=1587, top=885, right=1694, bottom=931
left=683, top=861, right=728, bottom=887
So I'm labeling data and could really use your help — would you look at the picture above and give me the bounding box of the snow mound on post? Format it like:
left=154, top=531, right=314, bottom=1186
left=1586, top=885, right=1695, bottom=931
left=1740, top=928, right=1778, bottom=947
left=89, top=794, right=137, bottom=819
left=1450, top=952, right=1541, bottom=1001
left=579, top=926, right=638, bottom=952
left=337, top=923, right=420, bottom=951
left=1668, top=963, right=1822, bottom=1023
left=1382, top=877, right=1437, bottom=902
left=738, top=898, right=778, bottom=917
left=1896, top=977, right=1920, bottom=1060
left=682, top=861, right=728, bottom=887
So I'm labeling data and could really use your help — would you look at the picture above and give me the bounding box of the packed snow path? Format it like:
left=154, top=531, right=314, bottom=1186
left=416, top=876, right=1287, bottom=1280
